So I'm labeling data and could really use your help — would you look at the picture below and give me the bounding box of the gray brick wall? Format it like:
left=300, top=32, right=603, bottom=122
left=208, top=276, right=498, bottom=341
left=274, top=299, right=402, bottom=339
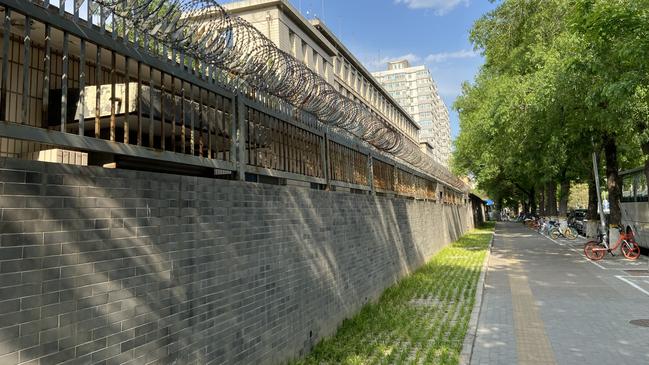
left=0, top=158, right=472, bottom=365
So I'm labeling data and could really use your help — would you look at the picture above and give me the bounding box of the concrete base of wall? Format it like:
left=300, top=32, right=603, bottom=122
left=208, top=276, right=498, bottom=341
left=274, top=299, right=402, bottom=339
left=0, top=158, right=472, bottom=365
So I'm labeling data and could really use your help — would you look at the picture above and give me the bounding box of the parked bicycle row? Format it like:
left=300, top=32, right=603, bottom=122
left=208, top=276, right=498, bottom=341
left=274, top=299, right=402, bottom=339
left=520, top=214, right=642, bottom=262
left=520, top=215, right=580, bottom=240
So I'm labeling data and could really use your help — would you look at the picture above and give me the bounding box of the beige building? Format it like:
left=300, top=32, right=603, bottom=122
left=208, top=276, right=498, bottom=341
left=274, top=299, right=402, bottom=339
left=373, top=60, right=452, bottom=167
left=222, top=0, right=421, bottom=144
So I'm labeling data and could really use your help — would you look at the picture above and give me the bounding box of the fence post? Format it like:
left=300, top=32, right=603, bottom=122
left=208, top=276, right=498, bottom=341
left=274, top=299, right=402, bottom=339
left=235, top=94, right=246, bottom=181
left=322, top=127, right=330, bottom=190
left=393, top=162, right=398, bottom=194
left=367, top=153, right=374, bottom=195
left=324, top=127, right=331, bottom=191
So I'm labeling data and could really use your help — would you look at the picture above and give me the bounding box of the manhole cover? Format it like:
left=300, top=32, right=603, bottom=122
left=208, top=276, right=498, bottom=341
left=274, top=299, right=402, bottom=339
left=624, top=270, right=649, bottom=276
left=629, top=319, right=649, bottom=327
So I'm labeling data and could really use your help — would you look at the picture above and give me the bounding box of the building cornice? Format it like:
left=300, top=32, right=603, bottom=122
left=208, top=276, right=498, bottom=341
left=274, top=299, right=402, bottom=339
left=224, top=0, right=338, bottom=57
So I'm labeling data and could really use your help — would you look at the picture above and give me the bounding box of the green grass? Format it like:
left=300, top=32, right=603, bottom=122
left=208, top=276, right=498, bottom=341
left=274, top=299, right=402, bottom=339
left=292, top=222, right=495, bottom=365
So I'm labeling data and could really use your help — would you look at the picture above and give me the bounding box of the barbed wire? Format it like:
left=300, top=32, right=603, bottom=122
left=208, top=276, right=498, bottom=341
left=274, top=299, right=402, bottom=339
left=93, top=0, right=465, bottom=190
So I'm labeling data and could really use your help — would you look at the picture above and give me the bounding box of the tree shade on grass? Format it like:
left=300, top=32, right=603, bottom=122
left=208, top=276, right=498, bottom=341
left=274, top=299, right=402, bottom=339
left=292, top=223, right=495, bottom=365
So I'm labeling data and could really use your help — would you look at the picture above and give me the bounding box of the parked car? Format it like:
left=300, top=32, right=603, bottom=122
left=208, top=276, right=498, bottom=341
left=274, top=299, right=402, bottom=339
left=568, top=209, right=587, bottom=236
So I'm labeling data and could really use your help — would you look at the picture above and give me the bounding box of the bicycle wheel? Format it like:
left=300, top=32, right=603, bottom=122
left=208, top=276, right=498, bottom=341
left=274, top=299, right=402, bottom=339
left=549, top=228, right=561, bottom=240
left=621, top=240, right=641, bottom=260
left=564, top=227, right=577, bottom=240
left=584, top=241, right=605, bottom=261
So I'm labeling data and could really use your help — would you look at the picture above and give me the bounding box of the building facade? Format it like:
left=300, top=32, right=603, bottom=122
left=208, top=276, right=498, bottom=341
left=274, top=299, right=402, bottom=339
left=373, top=60, right=452, bottom=167
left=223, top=0, right=421, bottom=144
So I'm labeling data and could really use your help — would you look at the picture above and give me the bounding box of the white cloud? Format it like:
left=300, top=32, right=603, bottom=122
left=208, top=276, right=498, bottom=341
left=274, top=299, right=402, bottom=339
left=425, top=49, right=479, bottom=63
left=395, top=0, right=469, bottom=15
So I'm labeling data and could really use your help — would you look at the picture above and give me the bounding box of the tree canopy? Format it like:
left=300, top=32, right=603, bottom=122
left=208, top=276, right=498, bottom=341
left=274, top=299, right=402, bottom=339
left=454, top=0, right=649, bottom=223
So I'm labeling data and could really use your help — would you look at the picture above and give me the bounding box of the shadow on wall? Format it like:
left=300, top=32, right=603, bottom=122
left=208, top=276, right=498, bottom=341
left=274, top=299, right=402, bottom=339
left=0, top=158, right=472, bottom=365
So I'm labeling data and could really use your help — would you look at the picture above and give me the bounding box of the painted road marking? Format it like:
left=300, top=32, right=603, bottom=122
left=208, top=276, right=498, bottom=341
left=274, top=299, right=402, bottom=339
left=616, top=275, right=649, bottom=297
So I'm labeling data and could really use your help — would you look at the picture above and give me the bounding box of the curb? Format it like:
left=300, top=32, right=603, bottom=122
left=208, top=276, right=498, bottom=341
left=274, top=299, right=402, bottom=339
left=458, top=231, right=494, bottom=365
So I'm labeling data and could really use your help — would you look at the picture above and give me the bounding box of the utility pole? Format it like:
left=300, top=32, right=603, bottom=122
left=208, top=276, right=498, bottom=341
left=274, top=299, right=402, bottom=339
left=592, top=152, right=608, bottom=245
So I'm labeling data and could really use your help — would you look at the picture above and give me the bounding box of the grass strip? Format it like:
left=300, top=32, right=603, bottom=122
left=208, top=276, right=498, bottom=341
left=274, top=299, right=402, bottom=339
left=291, top=222, right=495, bottom=365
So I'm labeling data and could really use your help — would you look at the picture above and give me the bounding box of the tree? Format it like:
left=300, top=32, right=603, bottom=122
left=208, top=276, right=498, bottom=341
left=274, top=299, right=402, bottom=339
left=454, top=0, right=647, bottom=224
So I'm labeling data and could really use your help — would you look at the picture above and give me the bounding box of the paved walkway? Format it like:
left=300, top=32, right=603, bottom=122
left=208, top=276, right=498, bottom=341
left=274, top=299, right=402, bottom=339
left=471, top=222, right=649, bottom=365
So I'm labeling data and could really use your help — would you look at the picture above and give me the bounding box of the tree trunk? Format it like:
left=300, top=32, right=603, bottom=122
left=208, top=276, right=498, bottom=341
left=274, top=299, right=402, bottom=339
left=530, top=186, right=536, bottom=214
left=539, top=186, right=545, bottom=216
left=522, top=200, right=529, bottom=214
left=545, top=182, right=558, bottom=216
left=587, top=168, right=598, bottom=220
left=559, top=180, right=570, bottom=217
left=604, top=134, right=621, bottom=226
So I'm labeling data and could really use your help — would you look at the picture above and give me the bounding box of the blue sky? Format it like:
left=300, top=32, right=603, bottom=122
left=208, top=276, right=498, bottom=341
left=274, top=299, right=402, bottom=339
left=288, top=0, right=498, bottom=141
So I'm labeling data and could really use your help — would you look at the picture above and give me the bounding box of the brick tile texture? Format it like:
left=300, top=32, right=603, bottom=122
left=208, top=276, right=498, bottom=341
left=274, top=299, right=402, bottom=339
left=0, top=158, right=473, bottom=364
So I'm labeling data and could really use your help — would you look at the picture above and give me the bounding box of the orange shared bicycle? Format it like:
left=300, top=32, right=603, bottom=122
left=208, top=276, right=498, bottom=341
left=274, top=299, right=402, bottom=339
left=583, top=226, right=641, bottom=261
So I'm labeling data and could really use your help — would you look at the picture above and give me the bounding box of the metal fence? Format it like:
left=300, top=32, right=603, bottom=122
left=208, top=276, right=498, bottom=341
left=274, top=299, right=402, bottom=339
left=0, top=0, right=467, bottom=202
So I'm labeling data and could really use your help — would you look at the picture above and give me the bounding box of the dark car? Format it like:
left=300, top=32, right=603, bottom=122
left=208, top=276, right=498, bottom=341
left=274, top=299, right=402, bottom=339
left=568, top=209, right=588, bottom=236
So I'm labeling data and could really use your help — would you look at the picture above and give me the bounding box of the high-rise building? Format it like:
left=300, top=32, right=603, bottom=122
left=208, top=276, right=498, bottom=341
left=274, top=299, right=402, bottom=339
left=373, top=60, right=452, bottom=167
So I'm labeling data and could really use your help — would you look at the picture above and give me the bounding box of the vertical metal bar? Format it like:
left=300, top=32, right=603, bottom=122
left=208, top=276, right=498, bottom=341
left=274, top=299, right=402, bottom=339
left=367, top=154, right=374, bottom=193
left=42, top=23, right=50, bottom=127
left=180, top=83, right=186, bottom=153
left=248, top=110, right=254, bottom=166
left=229, top=97, right=236, bottom=164
left=179, top=52, right=185, bottom=72
left=208, top=92, right=213, bottom=159
left=122, top=12, right=127, bottom=44
left=99, top=4, right=106, bottom=34
left=289, top=125, right=295, bottom=173
left=87, top=0, right=92, bottom=26
left=0, top=8, right=11, bottom=121
left=218, top=96, right=225, bottom=160
left=189, top=84, right=194, bottom=155
left=61, top=32, right=69, bottom=132
left=148, top=66, right=154, bottom=147
left=78, top=39, right=86, bottom=135
left=347, top=144, right=353, bottom=183
left=123, top=56, right=129, bottom=143
left=171, top=75, right=176, bottom=152
left=21, top=15, right=31, bottom=125
left=94, top=46, right=101, bottom=138
left=198, top=88, right=203, bottom=157
left=110, top=51, right=115, bottom=141
left=274, top=117, right=280, bottom=170
left=281, top=119, right=286, bottom=172
left=236, top=95, right=246, bottom=180
left=321, top=130, right=329, bottom=187
left=74, top=0, right=80, bottom=21
left=160, top=73, right=165, bottom=151
left=393, top=163, right=398, bottom=193
left=111, top=12, right=117, bottom=40
left=137, top=61, right=142, bottom=145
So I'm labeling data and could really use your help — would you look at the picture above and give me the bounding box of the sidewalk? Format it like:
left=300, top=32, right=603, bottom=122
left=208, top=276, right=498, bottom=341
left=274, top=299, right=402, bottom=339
left=470, top=222, right=649, bottom=365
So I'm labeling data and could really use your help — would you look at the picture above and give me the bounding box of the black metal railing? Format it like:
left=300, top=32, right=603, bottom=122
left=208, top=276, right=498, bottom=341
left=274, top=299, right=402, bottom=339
left=0, top=0, right=466, bottom=202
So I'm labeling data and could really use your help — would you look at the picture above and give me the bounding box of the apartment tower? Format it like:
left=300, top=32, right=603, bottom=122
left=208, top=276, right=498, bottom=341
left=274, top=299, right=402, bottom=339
left=373, top=60, right=452, bottom=167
